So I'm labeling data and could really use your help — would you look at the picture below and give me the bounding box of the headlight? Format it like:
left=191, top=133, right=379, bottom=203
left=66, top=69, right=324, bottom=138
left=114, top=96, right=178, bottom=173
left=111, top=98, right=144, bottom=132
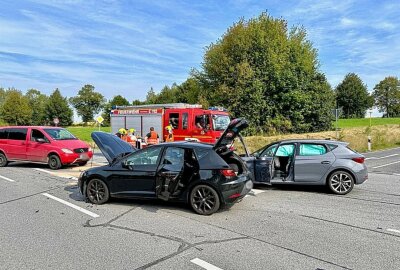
left=61, top=148, right=74, bottom=154
left=88, top=147, right=92, bottom=152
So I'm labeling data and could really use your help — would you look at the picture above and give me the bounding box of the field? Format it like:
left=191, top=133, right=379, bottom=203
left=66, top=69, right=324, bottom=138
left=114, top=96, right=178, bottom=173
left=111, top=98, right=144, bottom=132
left=67, top=126, right=111, bottom=142
left=337, top=117, right=400, bottom=128
left=66, top=118, right=400, bottom=153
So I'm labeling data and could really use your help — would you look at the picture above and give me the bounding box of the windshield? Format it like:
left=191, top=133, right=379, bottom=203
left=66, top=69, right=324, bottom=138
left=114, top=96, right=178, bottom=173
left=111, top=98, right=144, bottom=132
left=44, top=128, right=77, bottom=140
left=212, top=115, right=230, bottom=131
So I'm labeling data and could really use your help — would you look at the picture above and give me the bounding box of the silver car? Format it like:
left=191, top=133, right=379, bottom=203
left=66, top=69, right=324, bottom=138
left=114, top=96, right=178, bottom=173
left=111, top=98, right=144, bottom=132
left=241, top=139, right=368, bottom=195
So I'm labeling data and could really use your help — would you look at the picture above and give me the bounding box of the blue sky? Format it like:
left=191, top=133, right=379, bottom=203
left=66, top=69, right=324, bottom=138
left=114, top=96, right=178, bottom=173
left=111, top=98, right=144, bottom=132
left=0, top=0, right=399, bottom=108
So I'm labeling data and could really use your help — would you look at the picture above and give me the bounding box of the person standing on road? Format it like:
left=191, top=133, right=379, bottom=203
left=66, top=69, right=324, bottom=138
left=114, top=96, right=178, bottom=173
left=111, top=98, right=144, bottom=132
left=127, top=128, right=137, bottom=147
left=165, top=125, right=174, bottom=142
left=145, top=127, right=159, bottom=145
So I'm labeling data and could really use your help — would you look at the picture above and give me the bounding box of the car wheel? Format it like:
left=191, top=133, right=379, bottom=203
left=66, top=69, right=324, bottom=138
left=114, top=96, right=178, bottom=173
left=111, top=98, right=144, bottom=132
left=0, top=152, right=8, bottom=167
left=328, top=171, right=354, bottom=195
left=86, top=179, right=109, bottom=205
left=78, top=161, right=88, bottom=166
left=189, top=185, right=220, bottom=215
left=48, top=154, right=62, bottom=170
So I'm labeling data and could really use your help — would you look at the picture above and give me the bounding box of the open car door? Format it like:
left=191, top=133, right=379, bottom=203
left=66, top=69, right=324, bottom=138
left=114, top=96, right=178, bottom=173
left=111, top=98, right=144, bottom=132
left=156, top=147, right=185, bottom=201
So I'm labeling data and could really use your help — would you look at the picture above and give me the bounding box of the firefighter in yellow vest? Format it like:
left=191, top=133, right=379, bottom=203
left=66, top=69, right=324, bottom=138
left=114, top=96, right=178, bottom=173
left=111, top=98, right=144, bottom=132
left=165, top=125, right=174, bottom=142
left=145, top=127, right=159, bottom=145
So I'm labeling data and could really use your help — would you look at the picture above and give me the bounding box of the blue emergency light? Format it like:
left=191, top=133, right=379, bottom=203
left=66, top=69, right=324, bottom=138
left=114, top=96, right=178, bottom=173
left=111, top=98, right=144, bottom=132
left=208, top=106, right=227, bottom=112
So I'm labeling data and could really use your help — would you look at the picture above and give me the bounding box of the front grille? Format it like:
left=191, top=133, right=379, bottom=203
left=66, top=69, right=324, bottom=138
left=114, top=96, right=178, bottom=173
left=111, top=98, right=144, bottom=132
left=74, top=148, right=88, bottom=153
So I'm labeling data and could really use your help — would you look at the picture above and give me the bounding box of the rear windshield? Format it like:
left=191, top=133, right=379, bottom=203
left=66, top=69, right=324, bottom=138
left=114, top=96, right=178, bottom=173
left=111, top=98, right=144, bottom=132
left=44, top=128, right=77, bottom=140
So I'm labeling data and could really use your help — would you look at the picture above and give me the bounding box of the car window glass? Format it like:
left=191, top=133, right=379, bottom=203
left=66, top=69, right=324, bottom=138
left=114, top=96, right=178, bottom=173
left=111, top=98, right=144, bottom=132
left=8, top=128, right=27, bottom=140
left=182, top=113, right=188, bottom=129
left=275, top=144, right=295, bottom=157
left=195, top=148, right=209, bottom=159
left=126, top=146, right=162, bottom=166
left=44, top=128, right=77, bottom=140
left=169, top=113, right=179, bottom=129
left=327, top=144, right=338, bottom=151
left=195, top=115, right=210, bottom=130
left=259, top=143, right=278, bottom=157
left=31, top=129, right=49, bottom=142
left=163, top=147, right=184, bottom=167
left=0, top=129, right=8, bottom=139
left=299, top=144, right=327, bottom=156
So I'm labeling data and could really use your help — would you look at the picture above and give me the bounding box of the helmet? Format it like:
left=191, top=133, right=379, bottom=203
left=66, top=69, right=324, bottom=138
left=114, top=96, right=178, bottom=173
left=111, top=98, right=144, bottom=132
left=129, top=128, right=135, bottom=133
left=118, top=128, right=127, bottom=135
left=165, top=125, right=173, bottom=131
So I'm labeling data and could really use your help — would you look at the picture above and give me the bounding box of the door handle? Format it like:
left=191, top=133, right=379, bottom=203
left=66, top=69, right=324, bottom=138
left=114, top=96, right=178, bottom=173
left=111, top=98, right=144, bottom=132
left=321, top=161, right=331, bottom=164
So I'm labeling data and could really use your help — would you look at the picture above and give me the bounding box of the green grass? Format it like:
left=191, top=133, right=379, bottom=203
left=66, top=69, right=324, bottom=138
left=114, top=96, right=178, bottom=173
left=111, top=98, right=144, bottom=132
left=67, top=126, right=111, bottom=142
left=337, top=117, right=400, bottom=128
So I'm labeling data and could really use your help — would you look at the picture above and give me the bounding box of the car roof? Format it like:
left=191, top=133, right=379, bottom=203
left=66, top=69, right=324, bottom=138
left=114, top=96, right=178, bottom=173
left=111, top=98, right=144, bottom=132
left=274, top=139, right=348, bottom=145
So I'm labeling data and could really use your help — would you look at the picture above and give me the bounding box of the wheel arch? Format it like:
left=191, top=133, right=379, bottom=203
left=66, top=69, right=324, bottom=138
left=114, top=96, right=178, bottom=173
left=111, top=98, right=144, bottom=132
left=186, top=181, right=223, bottom=205
left=325, top=168, right=356, bottom=185
left=84, top=175, right=111, bottom=196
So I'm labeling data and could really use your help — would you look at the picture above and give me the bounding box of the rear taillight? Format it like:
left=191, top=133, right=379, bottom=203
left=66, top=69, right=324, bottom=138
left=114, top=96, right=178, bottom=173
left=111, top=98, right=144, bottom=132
left=352, top=157, right=365, bottom=164
left=220, top=169, right=236, bottom=177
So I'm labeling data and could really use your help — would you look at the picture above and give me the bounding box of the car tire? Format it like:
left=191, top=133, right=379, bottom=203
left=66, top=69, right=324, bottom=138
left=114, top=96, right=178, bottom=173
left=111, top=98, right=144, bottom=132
left=86, top=178, right=109, bottom=205
left=0, top=152, right=8, bottom=167
left=327, top=170, right=354, bottom=195
left=189, top=185, right=220, bottom=215
left=48, top=154, right=62, bottom=170
left=78, top=161, right=88, bottom=166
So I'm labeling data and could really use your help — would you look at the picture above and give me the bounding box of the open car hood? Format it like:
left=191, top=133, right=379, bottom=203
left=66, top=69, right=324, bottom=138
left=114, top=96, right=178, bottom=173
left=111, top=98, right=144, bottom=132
left=213, top=118, right=249, bottom=150
left=91, top=131, right=136, bottom=164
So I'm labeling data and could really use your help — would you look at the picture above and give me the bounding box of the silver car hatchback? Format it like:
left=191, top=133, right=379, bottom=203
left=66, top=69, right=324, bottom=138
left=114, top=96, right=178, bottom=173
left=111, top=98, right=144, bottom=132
left=241, top=139, right=368, bottom=195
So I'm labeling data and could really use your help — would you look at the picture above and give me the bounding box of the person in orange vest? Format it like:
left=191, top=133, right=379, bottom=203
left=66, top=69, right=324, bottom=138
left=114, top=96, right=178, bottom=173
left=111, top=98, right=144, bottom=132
left=165, top=125, right=174, bottom=142
left=145, top=127, right=159, bottom=145
left=126, top=128, right=137, bottom=147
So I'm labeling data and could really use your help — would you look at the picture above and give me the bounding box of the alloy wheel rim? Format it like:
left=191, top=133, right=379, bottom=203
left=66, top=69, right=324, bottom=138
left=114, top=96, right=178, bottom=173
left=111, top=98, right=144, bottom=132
left=192, top=187, right=216, bottom=214
left=331, top=173, right=352, bottom=193
left=88, top=180, right=106, bottom=203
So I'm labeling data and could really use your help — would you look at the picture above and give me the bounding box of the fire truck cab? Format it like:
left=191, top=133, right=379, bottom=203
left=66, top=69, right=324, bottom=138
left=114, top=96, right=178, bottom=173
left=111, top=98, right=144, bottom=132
left=110, top=103, right=230, bottom=145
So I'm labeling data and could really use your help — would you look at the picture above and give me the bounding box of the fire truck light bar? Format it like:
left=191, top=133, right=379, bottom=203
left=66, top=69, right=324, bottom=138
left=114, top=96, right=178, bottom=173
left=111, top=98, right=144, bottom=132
left=208, top=106, right=227, bottom=112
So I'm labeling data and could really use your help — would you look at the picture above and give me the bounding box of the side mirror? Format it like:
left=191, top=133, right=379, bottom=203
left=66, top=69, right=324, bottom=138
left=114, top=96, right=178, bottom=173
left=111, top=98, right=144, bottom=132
left=36, top=138, right=46, bottom=143
left=121, top=160, right=133, bottom=170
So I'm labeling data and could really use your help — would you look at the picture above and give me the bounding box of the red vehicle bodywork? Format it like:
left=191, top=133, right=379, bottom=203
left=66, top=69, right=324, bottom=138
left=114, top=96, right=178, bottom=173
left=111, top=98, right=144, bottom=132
left=0, top=126, right=93, bottom=166
left=110, top=104, right=230, bottom=144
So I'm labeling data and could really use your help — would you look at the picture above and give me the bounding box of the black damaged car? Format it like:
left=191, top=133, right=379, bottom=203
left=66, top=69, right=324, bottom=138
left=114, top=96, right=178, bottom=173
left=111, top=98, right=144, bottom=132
left=78, top=118, right=253, bottom=215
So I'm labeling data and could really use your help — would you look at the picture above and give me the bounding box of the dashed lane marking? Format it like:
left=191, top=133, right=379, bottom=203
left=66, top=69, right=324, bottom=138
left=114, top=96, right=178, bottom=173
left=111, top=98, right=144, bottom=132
left=190, top=258, right=223, bottom=270
left=365, top=154, right=399, bottom=160
left=372, top=161, right=400, bottom=169
left=34, top=168, right=53, bottom=174
left=0, top=175, right=15, bottom=182
left=42, top=193, right=99, bottom=218
left=387, top=229, right=400, bottom=234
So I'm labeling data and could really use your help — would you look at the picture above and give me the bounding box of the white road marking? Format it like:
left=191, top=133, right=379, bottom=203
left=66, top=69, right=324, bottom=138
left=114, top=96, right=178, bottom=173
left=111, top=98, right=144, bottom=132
left=0, top=175, right=15, bottom=182
left=42, top=193, right=99, bottom=218
left=387, top=229, right=400, bottom=234
left=365, top=154, right=399, bottom=160
left=372, top=161, right=400, bottom=169
left=190, top=258, right=223, bottom=270
left=34, top=168, right=53, bottom=174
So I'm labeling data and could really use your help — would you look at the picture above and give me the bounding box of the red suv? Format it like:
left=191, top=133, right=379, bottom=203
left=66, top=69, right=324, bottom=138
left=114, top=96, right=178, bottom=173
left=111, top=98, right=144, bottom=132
left=0, top=126, right=93, bottom=169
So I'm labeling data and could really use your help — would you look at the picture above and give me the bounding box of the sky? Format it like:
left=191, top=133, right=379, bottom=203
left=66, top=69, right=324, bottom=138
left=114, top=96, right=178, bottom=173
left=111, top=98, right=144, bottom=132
left=0, top=0, right=399, bottom=115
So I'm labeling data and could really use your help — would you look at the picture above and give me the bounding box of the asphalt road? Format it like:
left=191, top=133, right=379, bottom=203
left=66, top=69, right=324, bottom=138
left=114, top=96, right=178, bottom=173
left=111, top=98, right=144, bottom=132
left=0, top=148, right=399, bottom=270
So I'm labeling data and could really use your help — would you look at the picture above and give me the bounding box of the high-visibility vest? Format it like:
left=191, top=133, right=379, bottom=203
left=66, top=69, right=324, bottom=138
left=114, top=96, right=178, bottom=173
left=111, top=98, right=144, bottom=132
left=147, top=131, right=159, bottom=145
left=165, top=133, right=174, bottom=142
left=127, top=135, right=137, bottom=146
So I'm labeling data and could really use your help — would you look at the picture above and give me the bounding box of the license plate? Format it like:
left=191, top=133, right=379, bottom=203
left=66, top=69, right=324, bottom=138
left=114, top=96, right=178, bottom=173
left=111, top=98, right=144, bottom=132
left=80, top=153, right=89, bottom=160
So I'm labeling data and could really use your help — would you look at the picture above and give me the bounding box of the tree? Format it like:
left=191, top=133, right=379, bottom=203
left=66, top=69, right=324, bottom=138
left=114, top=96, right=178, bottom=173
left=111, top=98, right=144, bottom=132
left=198, top=12, right=335, bottom=133
left=25, top=89, right=48, bottom=125
left=145, top=87, right=158, bottom=104
left=45, top=89, right=73, bottom=126
left=373, top=77, right=400, bottom=118
left=335, top=73, right=373, bottom=118
left=1, top=89, right=32, bottom=125
left=101, top=95, right=130, bottom=126
left=69, top=84, right=106, bottom=123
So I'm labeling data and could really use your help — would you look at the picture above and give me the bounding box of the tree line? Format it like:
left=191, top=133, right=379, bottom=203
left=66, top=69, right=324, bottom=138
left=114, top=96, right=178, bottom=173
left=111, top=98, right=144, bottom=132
left=1, top=12, right=399, bottom=133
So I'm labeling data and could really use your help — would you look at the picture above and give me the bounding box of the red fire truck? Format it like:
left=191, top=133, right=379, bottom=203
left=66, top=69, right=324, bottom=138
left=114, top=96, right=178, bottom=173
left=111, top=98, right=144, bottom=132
left=110, top=103, right=230, bottom=144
